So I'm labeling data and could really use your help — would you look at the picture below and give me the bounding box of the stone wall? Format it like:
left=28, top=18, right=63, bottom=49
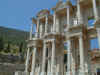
left=0, top=54, right=25, bottom=75
left=0, top=72, right=14, bottom=75
left=0, top=63, right=25, bottom=75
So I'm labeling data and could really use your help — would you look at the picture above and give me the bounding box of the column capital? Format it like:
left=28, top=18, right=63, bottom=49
left=77, top=33, right=83, bottom=39
left=50, top=39, right=56, bottom=43
left=43, top=40, right=47, bottom=44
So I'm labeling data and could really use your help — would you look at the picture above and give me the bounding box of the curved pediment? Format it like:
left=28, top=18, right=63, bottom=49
left=37, top=9, right=50, bottom=17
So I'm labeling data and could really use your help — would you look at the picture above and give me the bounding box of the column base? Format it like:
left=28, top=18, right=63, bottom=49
left=23, top=72, right=30, bottom=75
left=56, top=72, right=62, bottom=75
left=15, top=71, right=29, bottom=75
left=47, top=72, right=56, bottom=75
left=41, top=72, right=46, bottom=75
left=65, top=71, right=89, bottom=75
left=79, top=72, right=88, bottom=75
left=65, top=72, right=71, bottom=75
left=30, top=72, right=41, bottom=75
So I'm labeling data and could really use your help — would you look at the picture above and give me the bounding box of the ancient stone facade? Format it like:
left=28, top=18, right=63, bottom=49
left=21, top=0, right=100, bottom=75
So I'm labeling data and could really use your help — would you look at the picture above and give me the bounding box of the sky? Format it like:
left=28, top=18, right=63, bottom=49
left=0, top=0, right=99, bottom=49
left=0, top=0, right=58, bottom=32
left=0, top=0, right=76, bottom=32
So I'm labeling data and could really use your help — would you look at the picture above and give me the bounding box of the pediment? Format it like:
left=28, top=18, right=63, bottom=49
left=37, top=9, right=50, bottom=17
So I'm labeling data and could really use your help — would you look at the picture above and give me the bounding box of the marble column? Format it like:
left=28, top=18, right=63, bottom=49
left=97, top=29, right=100, bottom=50
left=71, top=40, right=75, bottom=75
left=35, top=18, right=39, bottom=38
left=42, top=41, right=47, bottom=73
left=77, top=0, right=83, bottom=24
left=60, top=56, right=64, bottom=75
left=66, top=3, right=70, bottom=30
left=47, top=48, right=51, bottom=73
left=53, top=12, right=56, bottom=32
left=92, top=0, right=99, bottom=20
left=30, top=24, right=33, bottom=40
left=31, top=47, right=37, bottom=75
left=56, top=17, right=59, bottom=33
left=67, top=40, right=71, bottom=75
left=25, top=48, right=30, bottom=72
left=51, top=39, right=56, bottom=73
left=40, top=24, right=43, bottom=38
left=79, top=35, right=85, bottom=73
left=45, top=16, right=48, bottom=33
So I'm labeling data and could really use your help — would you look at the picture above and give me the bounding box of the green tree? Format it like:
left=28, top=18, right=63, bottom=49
left=0, top=37, right=4, bottom=51
left=6, top=41, right=11, bottom=53
left=19, top=42, right=23, bottom=53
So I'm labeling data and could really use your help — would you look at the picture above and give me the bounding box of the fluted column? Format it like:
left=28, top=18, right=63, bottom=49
left=30, top=24, right=34, bottom=40
left=42, top=41, right=47, bottom=73
left=25, top=48, right=30, bottom=72
left=45, top=16, right=48, bottom=33
left=97, top=29, right=100, bottom=50
left=77, top=0, right=83, bottom=24
left=31, top=47, right=37, bottom=75
left=67, top=40, right=71, bottom=75
left=92, top=0, right=99, bottom=20
left=51, top=39, right=56, bottom=73
left=79, top=35, right=85, bottom=73
left=53, top=12, right=56, bottom=32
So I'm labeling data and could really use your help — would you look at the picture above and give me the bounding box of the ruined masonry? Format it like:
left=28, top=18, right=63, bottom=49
left=15, top=0, right=100, bottom=75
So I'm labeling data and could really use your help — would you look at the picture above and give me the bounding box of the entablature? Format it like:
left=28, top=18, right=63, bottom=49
left=27, top=39, right=43, bottom=48
left=80, top=0, right=100, bottom=9
left=52, top=1, right=75, bottom=16
left=38, top=15, right=53, bottom=24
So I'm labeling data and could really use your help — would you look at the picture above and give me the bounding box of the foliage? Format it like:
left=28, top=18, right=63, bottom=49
left=19, top=42, right=24, bottom=53
left=0, top=37, right=4, bottom=51
left=0, top=26, right=29, bottom=54
left=5, top=41, right=11, bottom=53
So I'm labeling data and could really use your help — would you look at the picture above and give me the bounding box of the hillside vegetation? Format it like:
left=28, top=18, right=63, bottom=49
left=0, top=26, right=29, bottom=54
